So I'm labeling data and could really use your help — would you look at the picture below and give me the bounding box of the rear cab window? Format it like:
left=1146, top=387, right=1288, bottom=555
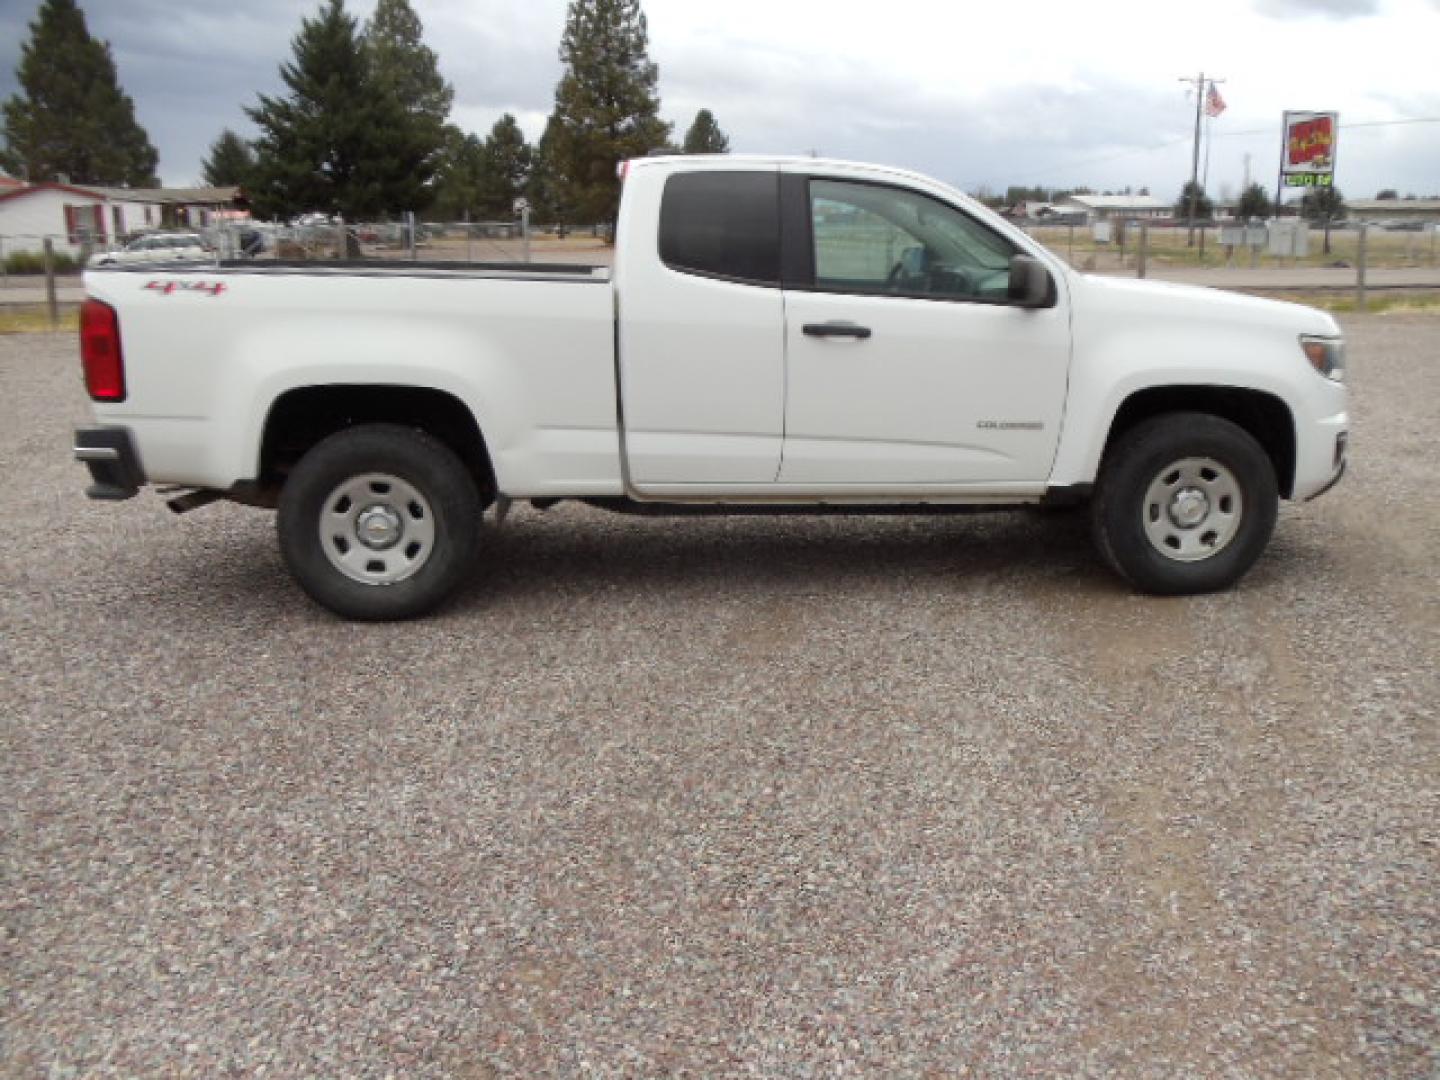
left=658, top=171, right=780, bottom=286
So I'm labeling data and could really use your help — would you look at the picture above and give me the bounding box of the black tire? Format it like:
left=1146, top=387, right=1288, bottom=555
left=1091, top=412, right=1278, bottom=595
left=277, top=424, right=481, bottom=620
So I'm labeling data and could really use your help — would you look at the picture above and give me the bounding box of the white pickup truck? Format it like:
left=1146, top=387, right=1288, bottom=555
left=75, top=155, right=1349, bottom=619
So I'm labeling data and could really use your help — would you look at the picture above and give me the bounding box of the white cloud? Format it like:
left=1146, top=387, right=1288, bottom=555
left=1, top=0, right=1436, bottom=197
left=1255, top=0, right=1381, bottom=17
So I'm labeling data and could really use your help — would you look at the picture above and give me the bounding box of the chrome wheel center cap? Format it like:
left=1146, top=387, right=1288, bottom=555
left=356, top=504, right=403, bottom=550
left=1169, top=487, right=1209, bottom=529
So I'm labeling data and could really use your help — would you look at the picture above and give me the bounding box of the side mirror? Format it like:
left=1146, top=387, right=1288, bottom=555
left=1008, top=254, right=1053, bottom=308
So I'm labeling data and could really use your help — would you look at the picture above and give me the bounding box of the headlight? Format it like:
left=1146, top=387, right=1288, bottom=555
left=1300, top=335, right=1345, bottom=382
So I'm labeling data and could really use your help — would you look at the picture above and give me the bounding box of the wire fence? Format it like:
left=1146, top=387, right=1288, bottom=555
left=4, top=208, right=1438, bottom=280
left=0, top=213, right=616, bottom=277
left=1016, top=219, right=1440, bottom=272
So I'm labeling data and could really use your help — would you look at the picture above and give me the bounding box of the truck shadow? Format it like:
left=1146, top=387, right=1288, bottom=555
left=449, top=505, right=1104, bottom=612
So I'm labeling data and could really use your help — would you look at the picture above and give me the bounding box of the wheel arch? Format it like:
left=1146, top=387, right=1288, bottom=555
left=257, top=384, right=496, bottom=505
left=1100, top=386, right=1297, bottom=498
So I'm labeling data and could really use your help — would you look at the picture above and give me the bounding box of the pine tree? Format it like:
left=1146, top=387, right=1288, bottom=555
left=245, top=0, right=440, bottom=220
left=681, top=109, right=729, bottom=154
left=549, top=0, right=671, bottom=225
left=365, top=0, right=452, bottom=171
left=0, top=0, right=159, bottom=185
left=201, top=129, right=256, bottom=187
left=359, top=0, right=449, bottom=212
left=481, top=114, right=533, bottom=216
left=1299, top=185, right=1345, bottom=223
left=1236, top=182, right=1271, bottom=221
left=1174, top=181, right=1214, bottom=221
left=527, top=112, right=569, bottom=230
left=1300, top=185, right=1346, bottom=254
left=431, top=125, right=487, bottom=220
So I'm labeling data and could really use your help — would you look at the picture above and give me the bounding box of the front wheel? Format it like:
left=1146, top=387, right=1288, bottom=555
left=1091, top=412, right=1278, bottom=595
left=277, top=424, right=481, bottom=620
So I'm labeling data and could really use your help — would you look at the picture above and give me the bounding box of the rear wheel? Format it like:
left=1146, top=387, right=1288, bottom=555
left=1091, top=412, right=1278, bottom=595
left=278, top=424, right=480, bottom=620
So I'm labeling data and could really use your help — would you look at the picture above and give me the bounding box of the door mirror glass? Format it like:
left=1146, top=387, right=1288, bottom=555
left=1007, top=254, right=1053, bottom=308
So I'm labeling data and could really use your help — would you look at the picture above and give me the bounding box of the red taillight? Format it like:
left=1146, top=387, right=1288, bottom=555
left=80, top=298, right=125, bottom=401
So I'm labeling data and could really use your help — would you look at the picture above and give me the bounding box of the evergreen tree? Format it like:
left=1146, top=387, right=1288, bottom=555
left=1236, top=182, right=1272, bottom=220
left=681, top=108, right=729, bottom=154
left=527, top=112, right=569, bottom=230
left=364, top=0, right=452, bottom=170
left=430, top=125, right=486, bottom=220
left=1004, top=185, right=1049, bottom=207
left=365, top=0, right=452, bottom=117
left=201, top=129, right=256, bottom=187
left=0, top=0, right=159, bottom=185
left=481, top=114, right=533, bottom=216
left=549, top=0, right=671, bottom=225
left=1300, top=184, right=1345, bottom=254
left=1299, top=185, right=1345, bottom=222
left=1174, top=181, right=1214, bottom=221
left=245, top=0, right=439, bottom=220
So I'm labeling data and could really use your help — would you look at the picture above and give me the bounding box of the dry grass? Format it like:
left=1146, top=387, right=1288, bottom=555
left=0, top=304, right=78, bottom=334
left=1026, top=224, right=1440, bottom=271
left=1241, top=289, right=1440, bottom=315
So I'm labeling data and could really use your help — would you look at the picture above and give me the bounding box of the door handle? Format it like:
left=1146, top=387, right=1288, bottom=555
left=802, top=321, right=872, bottom=339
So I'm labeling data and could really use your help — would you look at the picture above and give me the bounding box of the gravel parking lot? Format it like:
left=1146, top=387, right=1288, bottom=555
left=3, top=316, right=1436, bottom=1077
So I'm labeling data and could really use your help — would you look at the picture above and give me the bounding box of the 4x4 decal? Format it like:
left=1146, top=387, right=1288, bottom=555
left=143, top=280, right=227, bottom=296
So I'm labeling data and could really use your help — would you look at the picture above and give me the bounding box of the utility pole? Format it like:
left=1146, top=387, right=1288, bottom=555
left=1179, top=72, right=1224, bottom=248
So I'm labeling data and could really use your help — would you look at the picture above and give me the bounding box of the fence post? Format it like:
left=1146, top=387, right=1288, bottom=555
left=0, top=236, right=6, bottom=287
left=1355, top=223, right=1367, bottom=313
left=521, top=206, right=531, bottom=264
left=1067, top=224, right=1074, bottom=265
left=1137, top=222, right=1148, bottom=279
left=43, top=237, right=58, bottom=328
left=406, top=211, right=417, bottom=260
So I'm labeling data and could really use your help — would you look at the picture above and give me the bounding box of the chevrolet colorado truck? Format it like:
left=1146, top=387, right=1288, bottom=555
left=74, top=155, right=1349, bottom=620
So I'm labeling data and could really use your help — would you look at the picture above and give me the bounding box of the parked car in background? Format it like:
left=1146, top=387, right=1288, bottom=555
left=89, top=232, right=213, bottom=267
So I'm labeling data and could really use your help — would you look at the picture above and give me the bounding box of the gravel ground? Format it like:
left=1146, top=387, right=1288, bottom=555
left=2, top=317, right=1437, bottom=1077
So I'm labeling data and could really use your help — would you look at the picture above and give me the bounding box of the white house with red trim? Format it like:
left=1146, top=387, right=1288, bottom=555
left=0, top=181, right=240, bottom=257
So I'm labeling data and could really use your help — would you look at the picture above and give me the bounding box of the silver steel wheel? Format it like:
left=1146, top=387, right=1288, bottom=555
left=318, top=472, right=436, bottom=585
left=1141, top=456, right=1243, bottom=563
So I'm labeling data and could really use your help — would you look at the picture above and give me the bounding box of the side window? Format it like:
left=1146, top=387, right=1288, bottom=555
left=659, top=171, right=780, bottom=286
left=810, top=179, right=1017, bottom=302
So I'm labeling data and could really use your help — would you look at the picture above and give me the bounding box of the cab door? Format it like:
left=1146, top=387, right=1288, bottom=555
left=779, top=174, right=1071, bottom=487
left=616, top=167, right=786, bottom=486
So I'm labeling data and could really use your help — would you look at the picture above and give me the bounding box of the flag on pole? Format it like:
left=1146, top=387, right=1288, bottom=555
left=1205, top=83, right=1227, bottom=118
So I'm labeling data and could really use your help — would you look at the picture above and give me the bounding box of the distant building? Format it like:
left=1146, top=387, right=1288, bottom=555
left=0, top=182, right=242, bottom=256
left=1346, top=198, right=1440, bottom=226
left=1055, top=194, right=1171, bottom=223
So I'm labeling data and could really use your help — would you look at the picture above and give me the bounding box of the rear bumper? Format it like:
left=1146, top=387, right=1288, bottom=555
left=74, top=426, right=145, bottom=500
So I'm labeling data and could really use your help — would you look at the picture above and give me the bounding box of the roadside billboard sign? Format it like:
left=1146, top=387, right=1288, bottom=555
left=1282, top=111, right=1338, bottom=188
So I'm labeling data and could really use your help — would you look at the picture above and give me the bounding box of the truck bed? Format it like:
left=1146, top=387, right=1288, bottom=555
left=83, top=261, right=623, bottom=497
left=92, top=259, right=612, bottom=282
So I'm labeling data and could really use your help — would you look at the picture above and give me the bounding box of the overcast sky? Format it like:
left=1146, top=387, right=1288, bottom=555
left=2, top=0, right=1437, bottom=201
